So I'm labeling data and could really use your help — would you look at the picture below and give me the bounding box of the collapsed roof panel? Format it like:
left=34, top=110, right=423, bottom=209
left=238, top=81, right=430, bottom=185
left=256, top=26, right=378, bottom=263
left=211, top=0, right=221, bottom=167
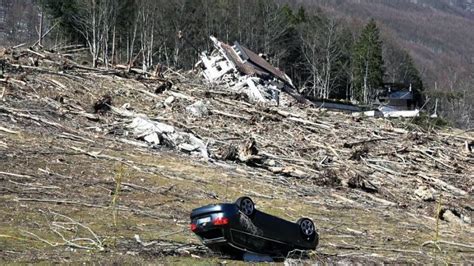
left=219, top=42, right=262, bottom=77
left=238, top=45, right=294, bottom=87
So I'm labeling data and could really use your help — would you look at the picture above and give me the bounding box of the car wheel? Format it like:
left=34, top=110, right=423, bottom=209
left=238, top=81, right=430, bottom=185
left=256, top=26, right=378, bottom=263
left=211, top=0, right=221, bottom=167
left=235, top=197, right=255, bottom=216
left=297, top=218, right=316, bottom=238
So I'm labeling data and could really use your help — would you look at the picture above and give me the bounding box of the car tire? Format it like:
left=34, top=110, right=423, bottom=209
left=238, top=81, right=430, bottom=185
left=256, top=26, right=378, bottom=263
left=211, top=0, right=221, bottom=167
left=235, top=197, right=255, bottom=217
left=297, top=218, right=316, bottom=240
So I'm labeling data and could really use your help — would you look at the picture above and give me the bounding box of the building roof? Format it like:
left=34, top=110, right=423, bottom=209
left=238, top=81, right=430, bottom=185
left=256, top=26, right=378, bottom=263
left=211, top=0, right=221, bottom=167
left=219, top=42, right=260, bottom=77
left=215, top=38, right=293, bottom=87
left=388, top=90, right=413, bottom=100
left=237, top=44, right=293, bottom=86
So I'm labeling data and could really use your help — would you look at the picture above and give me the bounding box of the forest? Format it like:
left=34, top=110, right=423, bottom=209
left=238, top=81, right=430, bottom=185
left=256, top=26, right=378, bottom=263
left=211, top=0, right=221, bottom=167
left=0, top=0, right=472, bottom=127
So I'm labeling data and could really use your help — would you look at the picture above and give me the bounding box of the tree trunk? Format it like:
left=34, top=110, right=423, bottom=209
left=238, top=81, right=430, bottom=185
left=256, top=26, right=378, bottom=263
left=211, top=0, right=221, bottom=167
left=364, top=60, right=369, bottom=104
left=92, top=0, right=98, bottom=68
left=111, top=25, right=116, bottom=65
left=38, top=11, right=44, bottom=47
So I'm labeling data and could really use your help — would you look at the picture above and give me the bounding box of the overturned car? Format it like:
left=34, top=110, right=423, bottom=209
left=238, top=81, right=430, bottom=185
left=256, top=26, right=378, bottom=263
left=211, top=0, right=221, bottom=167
left=190, top=197, right=319, bottom=258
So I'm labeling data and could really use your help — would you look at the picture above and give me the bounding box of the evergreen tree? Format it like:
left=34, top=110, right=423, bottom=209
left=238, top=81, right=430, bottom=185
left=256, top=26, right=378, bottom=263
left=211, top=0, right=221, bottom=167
left=352, top=19, right=384, bottom=104
left=334, top=27, right=354, bottom=100
left=278, top=5, right=306, bottom=86
left=398, top=51, right=424, bottom=106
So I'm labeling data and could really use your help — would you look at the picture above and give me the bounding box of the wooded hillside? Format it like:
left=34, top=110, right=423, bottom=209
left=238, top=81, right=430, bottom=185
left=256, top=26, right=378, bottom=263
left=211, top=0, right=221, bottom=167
left=292, top=0, right=474, bottom=127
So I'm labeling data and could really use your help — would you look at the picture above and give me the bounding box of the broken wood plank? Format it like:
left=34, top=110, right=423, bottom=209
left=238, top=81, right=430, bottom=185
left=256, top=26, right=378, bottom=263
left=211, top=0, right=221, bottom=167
left=418, top=173, right=467, bottom=196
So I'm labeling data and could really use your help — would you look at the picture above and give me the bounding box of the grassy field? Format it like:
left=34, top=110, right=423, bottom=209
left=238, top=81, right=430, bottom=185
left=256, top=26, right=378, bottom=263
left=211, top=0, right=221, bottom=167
left=1, top=129, right=472, bottom=264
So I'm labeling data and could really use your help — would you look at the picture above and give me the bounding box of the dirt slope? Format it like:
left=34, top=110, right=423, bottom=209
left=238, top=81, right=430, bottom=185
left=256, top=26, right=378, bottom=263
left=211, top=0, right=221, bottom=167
left=0, top=47, right=473, bottom=264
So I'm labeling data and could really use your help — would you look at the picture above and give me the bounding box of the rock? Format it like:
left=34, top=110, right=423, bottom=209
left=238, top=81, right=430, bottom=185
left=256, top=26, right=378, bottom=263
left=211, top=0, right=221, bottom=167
left=186, top=100, right=209, bottom=117
left=414, top=186, right=435, bottom=201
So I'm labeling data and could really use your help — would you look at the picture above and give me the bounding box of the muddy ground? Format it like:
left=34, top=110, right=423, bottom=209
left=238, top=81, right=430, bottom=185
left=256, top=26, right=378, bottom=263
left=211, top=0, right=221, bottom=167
left=0, top=48, right=473, bottom=264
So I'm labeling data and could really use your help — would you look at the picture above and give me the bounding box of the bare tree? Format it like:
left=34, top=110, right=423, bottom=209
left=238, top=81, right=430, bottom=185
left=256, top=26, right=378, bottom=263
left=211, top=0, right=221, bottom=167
left=70, top=0, right=113, bottom=67
left=300, top=16, right=344, bottom=99
left=437, top=70, right=474, bottom=128
left=137, top=0, right=157, bottom=72
left=37, top=8, right=44, bottom=47
left=260, top=1, right=292, bottom=66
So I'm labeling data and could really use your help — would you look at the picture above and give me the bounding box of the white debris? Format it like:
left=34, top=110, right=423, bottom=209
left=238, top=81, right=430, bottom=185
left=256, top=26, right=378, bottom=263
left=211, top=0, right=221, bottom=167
left=198, top=36, right=297, bottom=106
left=244, top=77, right=267, bottom=103
left=414, top=186, right=435, bottom=201
left=143, top=133, right=160, bottom=145
left=130, top=117, right=175, bottom=136
left=378, top=106, right=420, bottom=117
left=462, top=213, right=472, bottom=224
left=442, top=210, right=464, bottom=225
left=121, top=103, right=131, bottom=109
left=352, top=107, right=420, bottom=118
left=164, top=96, right=175, bottom=107
left=200, top=56, right=234, bottom=82
left=128, top=117, right=208, bottom=158
left=352, top=110, right=378, bottom=117
left=186, top=100, right=209, bottom=117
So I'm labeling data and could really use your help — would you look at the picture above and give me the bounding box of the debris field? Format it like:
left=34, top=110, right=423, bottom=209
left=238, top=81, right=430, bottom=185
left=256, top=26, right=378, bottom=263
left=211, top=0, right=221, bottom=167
left=0, top=46, right=473, bottom=264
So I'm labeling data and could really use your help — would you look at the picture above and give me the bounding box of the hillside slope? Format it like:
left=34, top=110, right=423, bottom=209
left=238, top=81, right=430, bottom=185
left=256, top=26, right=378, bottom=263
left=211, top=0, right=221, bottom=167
left=0, top=47, right=473, bottom=263
left=290, top=0, right=474, bottom=87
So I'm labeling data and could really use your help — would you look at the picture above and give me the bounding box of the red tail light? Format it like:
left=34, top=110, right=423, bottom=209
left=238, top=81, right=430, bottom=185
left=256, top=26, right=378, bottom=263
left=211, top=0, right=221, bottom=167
left=213, top=217, right=229, bottom=226
left=190, top=223, right=197, bottom=232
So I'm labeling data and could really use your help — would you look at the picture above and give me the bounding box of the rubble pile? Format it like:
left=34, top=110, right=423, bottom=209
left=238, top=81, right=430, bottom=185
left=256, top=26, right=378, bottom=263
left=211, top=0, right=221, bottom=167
left=196, top=36, right=303, bottom=106
left=1, top=45, right=473, bottom=263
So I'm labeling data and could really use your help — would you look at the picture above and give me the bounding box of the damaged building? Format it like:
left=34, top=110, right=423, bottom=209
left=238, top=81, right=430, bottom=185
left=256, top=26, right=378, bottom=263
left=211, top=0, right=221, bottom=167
left=374, top=83, right=420, bottom=117
left=198, top=36, right=420, bottom=118
left=197, top=36, right=304, bottom=106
